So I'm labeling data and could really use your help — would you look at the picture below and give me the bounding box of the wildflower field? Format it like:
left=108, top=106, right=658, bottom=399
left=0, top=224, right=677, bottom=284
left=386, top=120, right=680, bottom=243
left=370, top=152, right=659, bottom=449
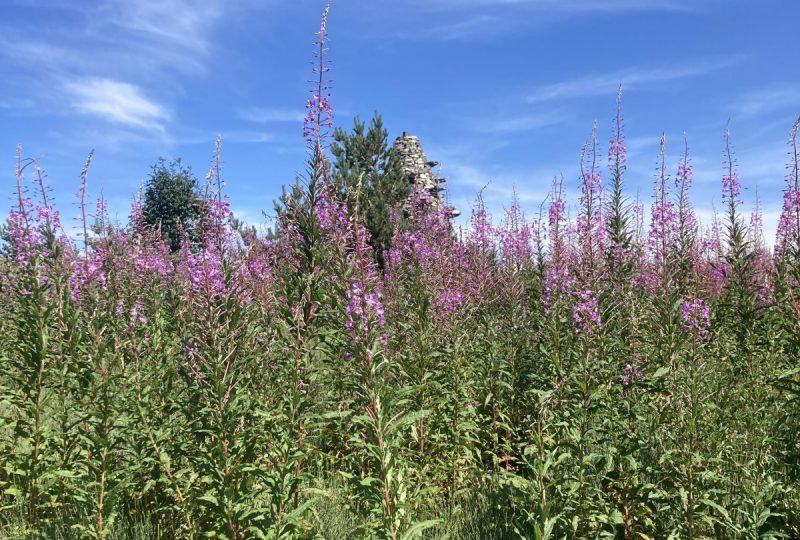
left=2, top=6, right=800, bottom=540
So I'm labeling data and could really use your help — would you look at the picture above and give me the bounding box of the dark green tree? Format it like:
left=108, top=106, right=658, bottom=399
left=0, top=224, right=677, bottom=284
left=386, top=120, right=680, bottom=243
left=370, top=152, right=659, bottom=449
left=331, top=113, right=409, bottom=268
left=141, top=158, right=205, bottom=251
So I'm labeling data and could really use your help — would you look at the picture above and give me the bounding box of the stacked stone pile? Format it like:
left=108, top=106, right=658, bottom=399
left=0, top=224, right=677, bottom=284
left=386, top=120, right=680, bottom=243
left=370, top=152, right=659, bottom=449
left=393, top=132, right=460, bottom=217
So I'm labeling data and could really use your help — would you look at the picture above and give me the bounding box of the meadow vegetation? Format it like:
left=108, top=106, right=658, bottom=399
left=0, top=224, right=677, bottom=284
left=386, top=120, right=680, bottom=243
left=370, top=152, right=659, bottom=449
left=1, top=5, right=800, bottom=539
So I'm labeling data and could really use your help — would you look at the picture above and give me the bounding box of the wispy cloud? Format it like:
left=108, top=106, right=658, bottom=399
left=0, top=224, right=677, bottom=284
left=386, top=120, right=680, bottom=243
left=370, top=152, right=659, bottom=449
left=0, top=0, right=236, bottom=76
left=93, top=0, right=225, bottom=53
left=420, top=0, right=697, bottom=11
left=731, top=85, right=800, bottom=118
left=400, top=14, right=508, bottom=41
left=223, top=131, right=277, bottom=143
left=737, top=143, right=792, bottom=186
left=63, top=78, right=170, bottom=131
left=0, top=98, right=34, bottom=110
left=0, top=39, right=71, bottom=66
left=626, top=135, right=662, bottom=155
left=0, top=0, right=269, bottom=142
left=472, top=110, right=571, bottom=134
left=398, top=0, right=704, bottom=40
left=238, top=107, right=305, bottom=123
left=527, top=57, right=744, bottom=103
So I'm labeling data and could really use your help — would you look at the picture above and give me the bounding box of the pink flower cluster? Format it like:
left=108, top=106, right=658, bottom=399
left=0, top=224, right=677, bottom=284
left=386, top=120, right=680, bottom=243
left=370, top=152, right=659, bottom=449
left=345, top=281, right=385, bottom=339
left=572, top=289, right=601, bottom=335
left=621, top=363, right=643, bottom=386
left=679, top=297, right=711, bottom=341
left=608, top=139, right=627, bottom=169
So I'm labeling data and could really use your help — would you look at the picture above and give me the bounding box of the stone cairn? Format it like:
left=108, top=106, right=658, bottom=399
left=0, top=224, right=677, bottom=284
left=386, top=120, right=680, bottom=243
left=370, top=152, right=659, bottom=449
left=393, top=132, right=460, bottom=218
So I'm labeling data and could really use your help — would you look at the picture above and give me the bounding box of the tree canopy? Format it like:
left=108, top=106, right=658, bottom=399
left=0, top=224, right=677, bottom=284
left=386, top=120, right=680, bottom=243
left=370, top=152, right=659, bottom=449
left=141, top=158, right=206, bottom=251
left=331, top=113, right=409, bottom=268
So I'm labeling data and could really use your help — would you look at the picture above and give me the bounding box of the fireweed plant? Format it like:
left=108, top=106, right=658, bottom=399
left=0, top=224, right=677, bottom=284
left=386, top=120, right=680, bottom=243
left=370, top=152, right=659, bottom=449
left=2, top=5, right=800, bottom=539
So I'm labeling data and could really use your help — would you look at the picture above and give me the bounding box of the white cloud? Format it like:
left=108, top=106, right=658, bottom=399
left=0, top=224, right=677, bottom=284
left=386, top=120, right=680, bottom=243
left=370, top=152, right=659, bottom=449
left=63, top=78, right=170, bottom=131
left=0, top=0, right=297, bottom=153
left=527, top=57, right=744, bottom=103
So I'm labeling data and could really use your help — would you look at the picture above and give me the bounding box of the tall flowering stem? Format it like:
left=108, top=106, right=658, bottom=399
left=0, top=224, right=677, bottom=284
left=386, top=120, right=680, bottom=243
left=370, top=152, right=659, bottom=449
left=500, top=187, right=532, bottom=270
left=606, top=85, right=632, bottom=278
left=648, top=133, right=677, bottom=286
left=776, top=117, right=800, bottom=259
left=719, top=123, right=764, bottom=331
left=304, top=2, right=334, bottom=157
left=749, top=190, right=764, bottom=250
left=720, top=124, right=748, bottom=269
left=749, top=191, right=774, bottom=305
left=278, top=2, right=335, bottom=320
left=578, top=121, right=604, bottom=284
left=462, top=189, right=495, bottom=305
left=9, top=149, right=65, bottom=267
left=77, top=150, right=96, bottom=261
left=701, top=210, right=727, bottom=297
left=543, top=176, right=571, bottom=313
left=675, top=134, right=698, bottom=291
left=32, top=161, right=61, bottom=240
left=9, top=148, right=37, bottom=267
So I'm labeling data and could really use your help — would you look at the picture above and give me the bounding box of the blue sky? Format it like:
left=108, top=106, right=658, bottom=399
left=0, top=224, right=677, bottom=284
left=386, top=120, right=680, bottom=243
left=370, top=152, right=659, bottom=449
left=1, top=0, right=798, bottom=241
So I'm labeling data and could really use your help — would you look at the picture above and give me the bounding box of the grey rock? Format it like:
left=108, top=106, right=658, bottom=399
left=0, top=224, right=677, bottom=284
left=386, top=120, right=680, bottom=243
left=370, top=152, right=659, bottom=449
left=392, top=132, right=459, bottom=218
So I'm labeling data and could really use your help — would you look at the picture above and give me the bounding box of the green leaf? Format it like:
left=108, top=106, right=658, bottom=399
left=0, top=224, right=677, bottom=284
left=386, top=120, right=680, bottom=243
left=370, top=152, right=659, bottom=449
left=400, top=519, right=442, bottom=540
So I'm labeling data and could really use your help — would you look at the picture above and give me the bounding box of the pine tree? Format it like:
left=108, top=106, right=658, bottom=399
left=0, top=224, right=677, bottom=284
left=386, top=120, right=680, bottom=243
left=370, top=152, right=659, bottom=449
left=331, top=113, right=409, bottom=268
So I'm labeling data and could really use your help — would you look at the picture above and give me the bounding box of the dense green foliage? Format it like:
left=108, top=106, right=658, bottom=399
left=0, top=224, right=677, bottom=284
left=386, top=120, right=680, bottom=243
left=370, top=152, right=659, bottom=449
left=1, top=142, right=800, bottom=538
left=141, top=158, right=206, bottom=252
left=331, top=114, right=409, bottom=268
